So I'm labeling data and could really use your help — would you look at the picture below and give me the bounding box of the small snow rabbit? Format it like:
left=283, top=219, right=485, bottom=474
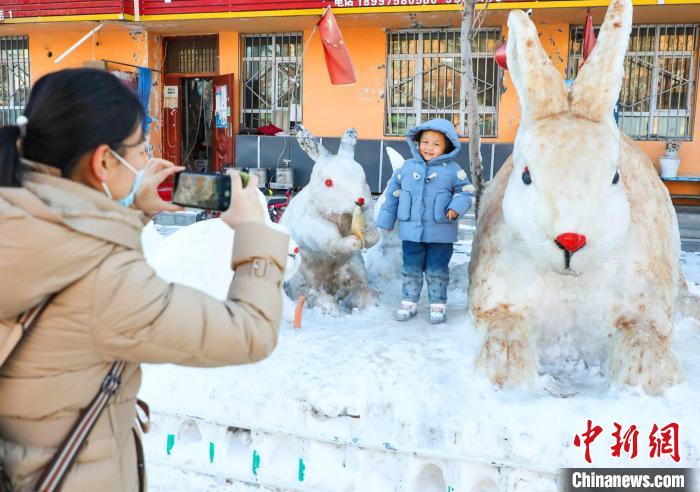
left=377, top=119, right=473, bottom=324
left=281, top=126, right=380, bottom=315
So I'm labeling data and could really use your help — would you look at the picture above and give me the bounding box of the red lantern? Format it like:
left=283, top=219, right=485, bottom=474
left=495, top=42, right=508, bottom=70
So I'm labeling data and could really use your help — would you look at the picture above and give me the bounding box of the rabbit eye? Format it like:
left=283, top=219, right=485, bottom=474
left=612, top=171, right=620, bottom=185
left=522, top=167, right=532, bottom=185
left=324, top=179, right=334, bottom=188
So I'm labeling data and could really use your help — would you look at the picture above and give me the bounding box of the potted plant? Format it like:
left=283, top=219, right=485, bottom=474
left=659, top=140, right=681, bottom=178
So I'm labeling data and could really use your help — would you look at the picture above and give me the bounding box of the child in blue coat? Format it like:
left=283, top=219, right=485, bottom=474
left=376, top=119, right=473, bottom=324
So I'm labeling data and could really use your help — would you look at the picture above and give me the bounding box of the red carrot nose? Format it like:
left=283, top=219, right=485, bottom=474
left=555, top=233, right=586, bottom=253
left=356, top=197, right=365, bottom=206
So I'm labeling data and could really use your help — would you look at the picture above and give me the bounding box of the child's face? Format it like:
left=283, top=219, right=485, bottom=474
left=418, top=130, right=448, bottom=162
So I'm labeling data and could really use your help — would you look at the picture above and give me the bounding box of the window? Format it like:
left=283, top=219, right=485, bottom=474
left=0, top=36, right=30, bottom=126
left=385, top=29, right=502, bottom=137
left=240, top=33, right=302, bottom=133
left=164, top=35, right=218, bottom=74
left=568, top=24, right=699, bottom=141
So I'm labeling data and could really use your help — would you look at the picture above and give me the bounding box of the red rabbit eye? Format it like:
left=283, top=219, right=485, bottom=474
left=357, top=197, right=365, bottom=206
left=325, top=179, right=333, bottom=187
left=294, top=247, right=300, bottom=254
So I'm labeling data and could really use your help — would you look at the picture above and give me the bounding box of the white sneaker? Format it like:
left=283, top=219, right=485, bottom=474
left=395, top=300, right=418, bottom=322
left=429, top=304, right=446, bottom=324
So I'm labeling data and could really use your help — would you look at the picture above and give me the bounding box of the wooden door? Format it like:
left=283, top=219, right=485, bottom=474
left=212, top=73, right=235, bottom=172
left=163, top=75, right=182, bottom=166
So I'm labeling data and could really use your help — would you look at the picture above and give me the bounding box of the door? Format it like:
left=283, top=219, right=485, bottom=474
left=212, top=73, right=235, bottom=172
left=163, top=75, right=182, bottom=166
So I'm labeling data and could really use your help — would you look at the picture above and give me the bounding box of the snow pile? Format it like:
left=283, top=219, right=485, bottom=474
left=141, top=223, right=700, bottom=491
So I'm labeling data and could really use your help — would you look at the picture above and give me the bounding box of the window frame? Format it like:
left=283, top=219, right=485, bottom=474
left=384, top=28, right=502, bottom=138
left=0, top=35, right=30, bottom=126
left=239, top=33, right=303, bottom=133
left=567, top=24, right=699, bottom=141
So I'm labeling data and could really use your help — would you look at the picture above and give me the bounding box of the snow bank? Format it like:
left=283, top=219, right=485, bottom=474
left=140, top=224, right=700, bottom=491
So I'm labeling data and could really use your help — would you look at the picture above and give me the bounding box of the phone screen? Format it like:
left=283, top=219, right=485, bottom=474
left=173, top=172, right=231, bottom=211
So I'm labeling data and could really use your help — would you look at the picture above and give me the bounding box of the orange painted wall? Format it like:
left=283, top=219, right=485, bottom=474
left=219, top=32, right=240, bottom=134
left=28, top=28, right=149, bottom=82
left=18, top=18, right=700, bottom=182
left=302, top=27, right=387, bottom=139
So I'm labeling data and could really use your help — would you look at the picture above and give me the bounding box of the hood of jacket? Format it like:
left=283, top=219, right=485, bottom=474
left=0, top=160, right=148, bottom=319
left=405, top=118, right=462, bottom=165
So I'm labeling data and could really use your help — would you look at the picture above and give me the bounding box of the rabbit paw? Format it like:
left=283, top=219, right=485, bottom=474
left=343, top=236, right=362, bottom=252
left=364, top=227, right=380, bottom=248
left=344, top=286, right=380, bottom=310
left=610, top=330, right=684, bottom=396
left=312, top=292, right=342, bottom=317
left=475, top=327, right=535, bottom=388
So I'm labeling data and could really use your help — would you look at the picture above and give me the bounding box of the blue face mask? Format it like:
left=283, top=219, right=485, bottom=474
left=102, top=149, right=145, bottom=208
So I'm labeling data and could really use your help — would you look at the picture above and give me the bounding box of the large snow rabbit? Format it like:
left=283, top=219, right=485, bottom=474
left=469, top=0, right=689, bottom=395
left=281, top=126, right=380, bottom=315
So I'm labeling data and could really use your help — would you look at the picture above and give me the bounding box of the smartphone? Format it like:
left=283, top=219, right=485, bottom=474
left=172, top=171, right=249, bottom=211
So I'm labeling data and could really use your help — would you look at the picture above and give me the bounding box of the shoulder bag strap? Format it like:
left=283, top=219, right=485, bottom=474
left=0, top=295, right=55, bottom=367
left=35, top=361, right=127, bottom=492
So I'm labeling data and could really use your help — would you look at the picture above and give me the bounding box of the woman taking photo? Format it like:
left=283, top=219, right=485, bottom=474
left=0, top=68, right=289, bottom=491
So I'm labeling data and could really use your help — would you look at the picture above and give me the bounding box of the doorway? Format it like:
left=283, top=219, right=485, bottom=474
left=161, top=35, right=235, bottom=172
left=181, top=78, right=213, bottom=172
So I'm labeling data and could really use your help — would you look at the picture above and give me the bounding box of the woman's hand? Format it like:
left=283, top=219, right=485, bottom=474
left=134, top=158, right=185, bottom=216
left=446, top=209, right=459, bottom=221
left=220, top=170, right=266, bottom=229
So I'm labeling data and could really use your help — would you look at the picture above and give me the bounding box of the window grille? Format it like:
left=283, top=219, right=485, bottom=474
left=240, top=33, right=303, bottom=132
left=165, top=35, right=218, bottom=74
left=385, top=28, right=501, bottom=137
left=567, top=24, right=699, bottom=141
left=0, top=36, right=30, bottom=126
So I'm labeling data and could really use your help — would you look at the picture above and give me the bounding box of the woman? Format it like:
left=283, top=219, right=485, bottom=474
left=0, top=68, right=289, bottom=491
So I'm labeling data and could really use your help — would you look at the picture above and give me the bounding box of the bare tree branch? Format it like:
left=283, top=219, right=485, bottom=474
left=461, top=0, right=484, bottom=220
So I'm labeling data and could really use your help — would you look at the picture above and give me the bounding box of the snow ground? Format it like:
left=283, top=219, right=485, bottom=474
left=141, top=220, right=700, bottom=491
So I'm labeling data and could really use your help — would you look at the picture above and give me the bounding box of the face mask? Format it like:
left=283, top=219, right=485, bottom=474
left=102, top=149, right=145, bottom=208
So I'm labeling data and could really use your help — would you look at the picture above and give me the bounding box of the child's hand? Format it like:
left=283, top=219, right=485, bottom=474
left=446, top=209, right=459, bottom=220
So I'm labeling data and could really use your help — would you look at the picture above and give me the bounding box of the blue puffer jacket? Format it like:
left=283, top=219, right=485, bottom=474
left=376, top=118, right=473, bottom=243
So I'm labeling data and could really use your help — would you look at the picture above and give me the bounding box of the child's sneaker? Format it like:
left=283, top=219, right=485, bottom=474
left=395, top=300, right=418, bottom=322
left=429, top=304, right=446, bottom=324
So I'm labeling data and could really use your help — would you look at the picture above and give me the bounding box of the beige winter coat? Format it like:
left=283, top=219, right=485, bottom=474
left=0, top=162, right=289, bottom=491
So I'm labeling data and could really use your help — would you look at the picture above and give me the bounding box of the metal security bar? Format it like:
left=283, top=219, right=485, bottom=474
left=568, top=24, right=699, bottom=141
left=385, top=28, right=501, bottom=137
left=165, top=35, right=218, bottom=74
left=0, top=36, right=30, bottom=126
left=240, top=33, right=302, bottom=133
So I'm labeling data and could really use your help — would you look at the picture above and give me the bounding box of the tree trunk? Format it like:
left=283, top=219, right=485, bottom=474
left=461, top=0, right=484, bottom=220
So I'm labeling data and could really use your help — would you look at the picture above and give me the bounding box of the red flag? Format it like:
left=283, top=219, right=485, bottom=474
left=318, top=7, right=356, bottom=85
left=582, top=9, right=596, bottom=62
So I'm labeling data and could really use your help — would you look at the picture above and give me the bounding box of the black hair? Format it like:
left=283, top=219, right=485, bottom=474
left=413, top=129, right=455, bottom=154
left=0, top=68, right=144, bottom=187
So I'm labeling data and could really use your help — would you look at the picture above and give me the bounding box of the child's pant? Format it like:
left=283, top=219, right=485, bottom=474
left=401, top=241, right=453, bottom=304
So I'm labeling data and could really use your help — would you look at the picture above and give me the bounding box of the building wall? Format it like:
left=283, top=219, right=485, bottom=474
left=15, top=16, right=700, bottom=186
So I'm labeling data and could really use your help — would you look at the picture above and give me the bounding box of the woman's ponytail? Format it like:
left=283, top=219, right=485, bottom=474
left=0, top=124, right=22, bottom=187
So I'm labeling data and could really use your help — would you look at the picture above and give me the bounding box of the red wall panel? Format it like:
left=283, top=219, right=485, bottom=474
left=1, top=1, right=125, bottom=18
left=138, top=0, right=462, bottom=16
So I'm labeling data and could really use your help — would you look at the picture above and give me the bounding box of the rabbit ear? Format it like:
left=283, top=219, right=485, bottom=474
left=296, top=124, right=329, bottom=162
left=506, top=10, right=568, bottom=125
left=570, top=0, right=632, bottom=125
left=338, top=128, right=358, bottom=158
left=385, top=146, right=405, bottom=171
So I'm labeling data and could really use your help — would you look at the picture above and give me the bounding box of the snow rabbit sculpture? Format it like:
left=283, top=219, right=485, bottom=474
left=469, top=0, right=686, bottom=395
left=281, top=126, right=380, bottom=315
